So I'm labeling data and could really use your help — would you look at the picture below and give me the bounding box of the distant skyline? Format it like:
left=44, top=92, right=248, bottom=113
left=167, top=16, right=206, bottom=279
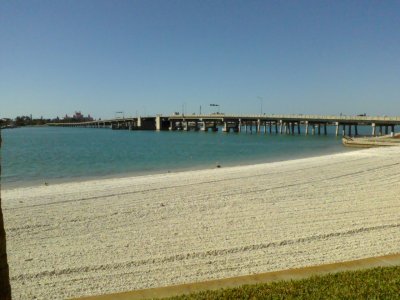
left=1, top=0, right=400, bottom=119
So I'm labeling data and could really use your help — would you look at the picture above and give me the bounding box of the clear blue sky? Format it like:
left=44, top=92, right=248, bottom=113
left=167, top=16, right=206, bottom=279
left=1, top=0, right=399, bottom=119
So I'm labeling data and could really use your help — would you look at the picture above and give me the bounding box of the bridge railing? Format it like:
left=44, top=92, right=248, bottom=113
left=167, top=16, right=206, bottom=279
left=168, top=114, right=400, bottom=122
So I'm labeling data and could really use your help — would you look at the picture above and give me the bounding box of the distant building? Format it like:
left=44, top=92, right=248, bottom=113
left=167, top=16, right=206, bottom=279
left=63, top=111, right=94, bottom=122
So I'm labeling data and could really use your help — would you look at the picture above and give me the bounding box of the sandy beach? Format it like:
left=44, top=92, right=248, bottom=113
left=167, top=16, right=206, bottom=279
left=2, top=146, right=400, bottom=299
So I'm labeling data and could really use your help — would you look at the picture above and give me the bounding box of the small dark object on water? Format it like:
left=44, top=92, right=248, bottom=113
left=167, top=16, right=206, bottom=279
left=44, top=182, right=49, bottom=186
left=216, top=164, right=221, bottom=168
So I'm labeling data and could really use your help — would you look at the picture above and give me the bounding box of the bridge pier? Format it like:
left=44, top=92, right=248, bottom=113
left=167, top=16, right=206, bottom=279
left=156, top=116, right=161, bottom=131
left=222, top=121, right=239, bottom=133
left=305, top=121, right=309, bottom=135
left=201, top=121, right=218, bottom=132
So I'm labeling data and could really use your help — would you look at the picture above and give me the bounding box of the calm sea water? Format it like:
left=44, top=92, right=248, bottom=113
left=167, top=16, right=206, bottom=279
left=1, top=126, right=361, bottom=188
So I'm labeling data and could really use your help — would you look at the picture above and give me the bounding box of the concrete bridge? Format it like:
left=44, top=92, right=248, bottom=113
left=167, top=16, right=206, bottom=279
left=48, top=114, right=400, bottom=137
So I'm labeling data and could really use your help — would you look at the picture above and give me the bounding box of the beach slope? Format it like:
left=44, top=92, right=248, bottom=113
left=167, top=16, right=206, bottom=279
left=3, top=146, right=400, bottom=299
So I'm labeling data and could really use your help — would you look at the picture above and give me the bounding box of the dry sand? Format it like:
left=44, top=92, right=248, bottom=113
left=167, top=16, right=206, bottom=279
left=2, top=146, right=400, bottom=299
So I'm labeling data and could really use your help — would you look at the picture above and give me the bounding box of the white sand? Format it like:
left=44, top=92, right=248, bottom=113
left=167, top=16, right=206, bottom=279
left=3, top=146, right=400, bottom=299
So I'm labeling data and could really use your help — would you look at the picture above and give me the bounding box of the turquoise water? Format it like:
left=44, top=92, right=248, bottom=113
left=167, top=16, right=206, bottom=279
left=1, top=126, right=358, bottom=188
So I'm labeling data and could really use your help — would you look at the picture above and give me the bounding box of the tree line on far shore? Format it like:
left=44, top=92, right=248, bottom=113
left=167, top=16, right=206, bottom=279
left=1, top=113, right=95, bottom=128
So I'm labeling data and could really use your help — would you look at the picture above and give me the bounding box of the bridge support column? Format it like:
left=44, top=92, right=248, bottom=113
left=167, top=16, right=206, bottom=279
left=222, top=122, right=238, bottom=132
left=348, top=125, right=352, bottom=136
left=355, top=125, right=358, bottom=136
left=335, top=122, right=339, bottom=136
left=379, top=125, right=383, bottom=136
left=238, top=119, right=241, bottom=133
left=291, top=123, right=295, bottom=135
left=342, top=124, right=346, bottom=136
left=279, top=121, right=283, bottom=134
left=222, top=122, right=228, bottom=133
left=155, top=115, right=161, bottom=131
left=317, top=124, right=321, bottom=135
left=324, top=123, right=327, bottom=135
left=371, top=123, right=376, bottom=136
left=203, top=122, right=218, bottom=132
left=305, top=121, right=309, bottom=135
left=297, top=123, right=300, bottom=135
left=385, top=126, right=389, bottom=135
left=312, top=124, right=315, bottom=135
left=391, top=125, right=395, bottom=137
left=257, top=119, right=261, bottom=133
